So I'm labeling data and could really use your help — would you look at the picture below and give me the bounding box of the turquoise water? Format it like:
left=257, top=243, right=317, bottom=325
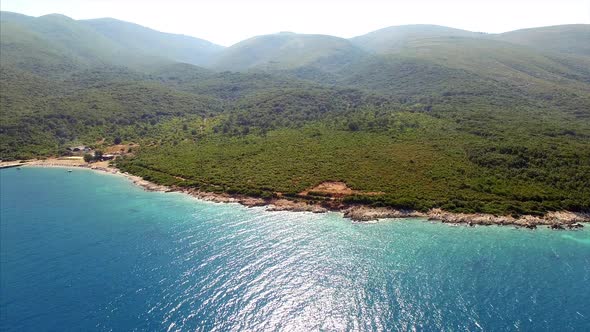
left=1, top=167, right=589, bottom=331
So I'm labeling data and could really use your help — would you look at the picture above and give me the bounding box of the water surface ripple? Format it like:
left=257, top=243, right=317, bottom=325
left=1, top=167, right=589, bottom=331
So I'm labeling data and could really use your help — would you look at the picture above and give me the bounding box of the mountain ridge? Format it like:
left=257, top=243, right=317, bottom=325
left=3, top=11, right=588, bottom=68
left=212, top=32, right=366, bottom=71
left=0, top=11, right=225, bottom=68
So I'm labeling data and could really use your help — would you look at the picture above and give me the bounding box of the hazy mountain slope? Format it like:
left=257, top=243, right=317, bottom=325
left=393, top=37, right=590, bottom=98
left=1, top=13, right=128, bottom=64
left=277, top=35, right=590, bottom=117
left=212, top=32, right=366, bottom=71
left=350, top=24, right=481, bottom=53
left=0, top=11, right=34, bottom=24
left=0, top=20, right=83, bottom=76
left=333, top=24, right=589, bottom=107
left=350, top=24, right=590, bottom=58
left=82, top=18, right=224, bottom=66
left=0, top=11, right=223, bottom=71
left=496, top=24, right=590, bottom=56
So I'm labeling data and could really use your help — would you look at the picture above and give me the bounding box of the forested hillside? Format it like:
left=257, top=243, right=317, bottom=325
left=212, top=32, right=365, bottom=71
left=1, top=11, right=589, bottom=215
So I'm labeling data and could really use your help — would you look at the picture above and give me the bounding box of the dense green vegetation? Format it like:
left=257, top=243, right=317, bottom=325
left=1, top=11, right=589, bottom=215
left=115, top=106, right=590, bottom=215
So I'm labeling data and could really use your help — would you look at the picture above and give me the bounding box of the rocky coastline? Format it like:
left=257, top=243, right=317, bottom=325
left=113, top=168, right=590, bottom=229
left=21, top=162, right=589, bottom=229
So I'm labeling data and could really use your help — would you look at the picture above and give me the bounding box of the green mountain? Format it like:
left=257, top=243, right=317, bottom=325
left=0, top=11, right=224, bottom=73
left=81, top=18, right=224, bottom=66
left=0, top=12, right=127, bottom=75
left=212, top=32, right=366, bottom=71
left=230, top=25, right=590, bottom=106
left=390, top=37, right=590, bottom=96
left=350, top=24, right=590, bottom=58
left=1, top=12, right=589, bottom=216
left=350, top=24, right=481, bottom=53
left=285, top=36, right=590, bottom=112
left=496, top=24, right=590, bottom=56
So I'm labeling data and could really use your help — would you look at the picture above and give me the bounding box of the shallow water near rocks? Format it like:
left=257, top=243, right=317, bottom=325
left=1, top=167, right=589, bottom=331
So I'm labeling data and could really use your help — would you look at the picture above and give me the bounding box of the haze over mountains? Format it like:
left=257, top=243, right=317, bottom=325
left=2, top=11, right=589, bottom=71
left=1, top=11, right=589, bottom=215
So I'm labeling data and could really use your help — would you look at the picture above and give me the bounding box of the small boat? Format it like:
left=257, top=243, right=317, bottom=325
left=67, top=169, right=73, bottom=173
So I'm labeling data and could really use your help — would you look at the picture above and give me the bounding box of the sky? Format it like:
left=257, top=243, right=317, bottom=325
left=1, top=0, right=589, bottom=46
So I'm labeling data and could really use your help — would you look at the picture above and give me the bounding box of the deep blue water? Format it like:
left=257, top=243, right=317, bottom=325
left=1, top=167, right=589, bottom=331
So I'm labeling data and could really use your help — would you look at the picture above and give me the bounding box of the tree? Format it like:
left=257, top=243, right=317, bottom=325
left=94, top=150, right=103, bottom=161
left=348, top=122, right=360, bottom=131
left=60, top=149, right=73, bottom=157
left=83, top=153, right=93, bottom=163
left=114, top=137, right=122, bottom=145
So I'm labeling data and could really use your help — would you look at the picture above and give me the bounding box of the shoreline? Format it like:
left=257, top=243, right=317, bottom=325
left=16, top=161, right=590, bottom=229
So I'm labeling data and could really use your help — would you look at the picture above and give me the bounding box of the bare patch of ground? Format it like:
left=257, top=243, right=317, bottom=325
left=103, top=143, right=138, bottom=154
left=299, top=181, right=384, bottom=197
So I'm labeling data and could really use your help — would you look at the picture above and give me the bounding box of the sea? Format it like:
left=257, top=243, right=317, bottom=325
left=1, top=167, right=589, bottom=331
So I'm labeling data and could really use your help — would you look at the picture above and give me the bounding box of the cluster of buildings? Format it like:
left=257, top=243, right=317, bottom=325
left=66, top=146, right=115, bottom=161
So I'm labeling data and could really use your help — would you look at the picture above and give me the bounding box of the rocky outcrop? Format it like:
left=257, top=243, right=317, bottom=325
left=427, top=209, right=588, bottom=228
left=342, top=206, right=425, bottom=222
left=178, top=188, right=267, bottom=206
left=338, top=206, right=588, bottom=228
left=267, top=199, right=328, bottom=213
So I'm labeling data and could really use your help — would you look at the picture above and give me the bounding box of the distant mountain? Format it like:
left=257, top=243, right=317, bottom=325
left=279, top=36, right=590, bottom=103
left=212, top=32, right=366, bottom=71
left=81, top=18, right=224, bottom=66
left=387, top=37, right=590, bottom=93
left=0, top=11, right=223, bottom=73
left=350, top=24, right=481, bottom=53
left=1, top=12, right=130, bottom=74
left=350, top=23, right=590, bottom=58
left=0, top=11, right=36, bottom=24
left=495, top=24, right=590, bottom=56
